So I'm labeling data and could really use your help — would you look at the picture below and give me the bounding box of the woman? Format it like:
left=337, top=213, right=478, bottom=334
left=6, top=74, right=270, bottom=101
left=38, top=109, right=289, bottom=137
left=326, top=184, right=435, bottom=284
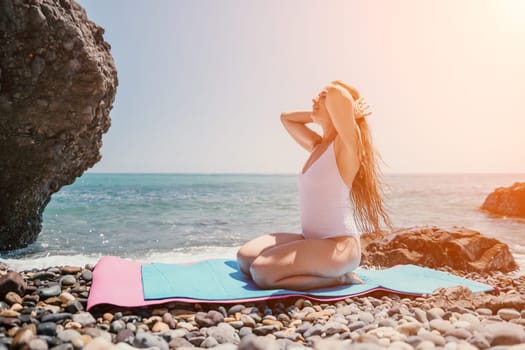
left=237, top=81, right=391, bottom=290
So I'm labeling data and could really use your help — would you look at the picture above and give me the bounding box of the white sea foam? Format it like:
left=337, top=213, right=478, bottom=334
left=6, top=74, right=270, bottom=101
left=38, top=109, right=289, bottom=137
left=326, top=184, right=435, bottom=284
left=0, top=246, right=239, bottom=271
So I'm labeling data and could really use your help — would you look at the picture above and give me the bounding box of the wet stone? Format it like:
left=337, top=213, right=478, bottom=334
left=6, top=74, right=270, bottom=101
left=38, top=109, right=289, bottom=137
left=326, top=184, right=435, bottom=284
left=59, top=275, right=76, bottom=286
left=40, top=313, right=72, bottom=323
left=80, top=270, right=92, bottom=282
left=62, top=266, right=81, bottom=274
left=38, top=285, right=61, bottom=298
left=37, top=322, right=57, bottom=336
left=65, top=300, right=83, bottom=314
left=30, top=272, right=56, bottom=281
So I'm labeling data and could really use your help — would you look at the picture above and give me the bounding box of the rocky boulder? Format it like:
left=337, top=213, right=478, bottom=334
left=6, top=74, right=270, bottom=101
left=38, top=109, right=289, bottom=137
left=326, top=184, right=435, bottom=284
left=481, top=182, right=525, bottom=218
left=360, top=226, right=518, bottom=273
left=0, top=0, right=118, bottom=250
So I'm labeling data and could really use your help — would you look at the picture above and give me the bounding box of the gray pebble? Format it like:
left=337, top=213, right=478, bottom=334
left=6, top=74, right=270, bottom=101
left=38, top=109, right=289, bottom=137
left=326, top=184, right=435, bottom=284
left=429, top=319, right=453, bottom=334
left=228, top=304, right=245, bottom=315
left=426, top=308, right=444, bottom=320
left=253, top=325, right=278, bottom=336
left=239, top=327, right=252, bottom=338
left=444, top=328, right=472, bottom=340
left=50, top=344, right=74, bottom=350
left=240, top=314, right=256, bottom=328
left=111, top=320, right=126, bottom=333
left=475, top=308, right=492, bottom=316
left=133, top=331, right=169, bottom=350
left=217, top=306, right=228, bottom=317
left=323, top=322, right=349, bottom=335
left=304, top=323, right=324, bottom=338
left=195, top=310, right=224, bottom=327
left=349, top=320, right=367, bottom=332
left=81, top=328, right=112, bottom=343
left=40, top=313, right=72, bottom=323
left=296, top=322, right=312, bottom=334
left=358, top=312, right=375, bottom=324
left=200, top=336, right=218, bottom=348
left=229, top=320, right=244, bottom=329
left=418, top=329, right=446, bottom=346
left=378, top=319, right=396, bottom=328
left=479, top=321, right=525, bottom=346
left=28, top=338, right=49, bottom=350
left=57, top=330, right=81, bottom=343
left=413, top=308, right=428, bottom=323
left=467, top=334, right=490, bottom=349
left=72, top=312, right=96, bottom=326
left=239, top=335, right=279, bottom=350
left=497, top=308, right=521, bottom=321
left=65, top=300, right=84, bottom=314
left=207, top=323, right=240, bottom=344
left=187, top=335, right=206, bottom=346
left=168, top=338, right=193, bottom=348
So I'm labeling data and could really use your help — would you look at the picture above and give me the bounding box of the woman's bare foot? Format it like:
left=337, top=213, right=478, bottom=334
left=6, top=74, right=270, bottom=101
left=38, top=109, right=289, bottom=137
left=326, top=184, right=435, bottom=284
left=338, top=271, right=364, bottom=285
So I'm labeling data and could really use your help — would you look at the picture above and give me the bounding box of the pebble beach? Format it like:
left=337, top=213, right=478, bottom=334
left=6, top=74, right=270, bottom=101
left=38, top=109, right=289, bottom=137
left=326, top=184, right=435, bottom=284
left=2, top=262, right=525, bottom=350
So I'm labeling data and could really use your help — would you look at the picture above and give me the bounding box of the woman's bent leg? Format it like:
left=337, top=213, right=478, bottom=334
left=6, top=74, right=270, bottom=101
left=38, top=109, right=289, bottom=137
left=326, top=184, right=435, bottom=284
left=236, top=233, right=304, bottom=277
left=250, top=236, right=361, bottom=290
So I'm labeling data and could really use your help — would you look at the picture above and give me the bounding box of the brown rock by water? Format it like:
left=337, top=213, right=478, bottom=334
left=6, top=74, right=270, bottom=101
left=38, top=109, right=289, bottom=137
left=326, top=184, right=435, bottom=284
left=0, top=0, right=118, bottom=250
left=0, top=271, right=26, bottom=299
left=481, top=182, right=525, bottom=218
left=361, top=226, right=518, bottom=273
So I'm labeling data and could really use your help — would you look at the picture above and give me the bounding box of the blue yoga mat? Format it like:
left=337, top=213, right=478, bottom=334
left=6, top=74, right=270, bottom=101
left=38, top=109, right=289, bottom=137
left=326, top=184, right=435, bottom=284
left=141, top=259, right=493, bottom=302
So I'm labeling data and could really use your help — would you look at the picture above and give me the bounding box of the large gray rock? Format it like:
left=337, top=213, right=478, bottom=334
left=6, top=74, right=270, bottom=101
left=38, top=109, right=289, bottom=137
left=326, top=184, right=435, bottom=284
left=0, top=0, right=117, bottom=250
left=481, top=182, right=525, bottom=218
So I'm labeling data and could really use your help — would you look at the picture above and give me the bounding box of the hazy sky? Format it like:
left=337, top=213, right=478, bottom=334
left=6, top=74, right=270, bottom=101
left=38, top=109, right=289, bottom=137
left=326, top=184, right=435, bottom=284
left=78, top=0, right=525, bottom=174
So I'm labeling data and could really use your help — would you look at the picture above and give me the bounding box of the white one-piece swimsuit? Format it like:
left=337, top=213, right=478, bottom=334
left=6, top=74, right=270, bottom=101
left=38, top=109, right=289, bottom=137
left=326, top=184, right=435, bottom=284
left=298, top=142, right=360, bottom=240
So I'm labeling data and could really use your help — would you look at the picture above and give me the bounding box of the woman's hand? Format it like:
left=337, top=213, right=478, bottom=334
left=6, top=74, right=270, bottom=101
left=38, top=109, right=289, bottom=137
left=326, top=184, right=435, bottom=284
left=354, top=97, right=372, bottom=120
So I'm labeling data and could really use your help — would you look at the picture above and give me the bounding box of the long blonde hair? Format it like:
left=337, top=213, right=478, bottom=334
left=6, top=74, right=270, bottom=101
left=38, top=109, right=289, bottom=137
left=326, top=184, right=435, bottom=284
left=332, top=80, right=392, bottom=233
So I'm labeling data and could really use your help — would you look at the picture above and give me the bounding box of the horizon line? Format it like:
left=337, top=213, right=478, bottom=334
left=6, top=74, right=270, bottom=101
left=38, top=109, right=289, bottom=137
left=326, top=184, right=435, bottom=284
left=85, top=171, right=525, bottom=176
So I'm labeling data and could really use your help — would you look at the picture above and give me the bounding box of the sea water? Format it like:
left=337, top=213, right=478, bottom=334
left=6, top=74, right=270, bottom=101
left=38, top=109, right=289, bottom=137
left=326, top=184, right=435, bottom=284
left=1, top=173, right=524, bottom=271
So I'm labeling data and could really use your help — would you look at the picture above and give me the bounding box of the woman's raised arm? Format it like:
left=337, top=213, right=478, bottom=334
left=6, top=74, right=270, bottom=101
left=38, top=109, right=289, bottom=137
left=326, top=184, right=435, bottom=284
left=324, top=86, right=360, bottom=152
left=280, top=111, right=322, bottom=152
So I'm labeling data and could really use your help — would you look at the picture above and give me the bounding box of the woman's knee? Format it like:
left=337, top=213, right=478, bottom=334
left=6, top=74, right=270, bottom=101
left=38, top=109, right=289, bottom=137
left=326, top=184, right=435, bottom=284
left=236, top=245, right=253, bottom=275
left=249, top=258, right=274, bottom=289
left=331, top=236, right=361, bottom=275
